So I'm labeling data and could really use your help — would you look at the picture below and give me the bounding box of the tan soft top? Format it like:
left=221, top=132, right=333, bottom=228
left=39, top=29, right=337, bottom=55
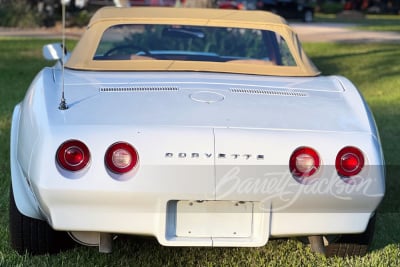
left=66, top=7, right=319, bottom=76
left=88, top=6, right=288, bottom=26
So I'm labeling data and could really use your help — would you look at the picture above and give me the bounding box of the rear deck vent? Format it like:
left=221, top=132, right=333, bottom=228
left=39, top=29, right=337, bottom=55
left=230, top=88, right=307, bottom=97
left=100, top=86, right=179, bottom=92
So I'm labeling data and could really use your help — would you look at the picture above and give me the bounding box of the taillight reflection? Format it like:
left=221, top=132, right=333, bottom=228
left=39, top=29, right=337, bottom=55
left=105, top=142, right=139, bottom=174
left=289, top=147, right=320, bottom=181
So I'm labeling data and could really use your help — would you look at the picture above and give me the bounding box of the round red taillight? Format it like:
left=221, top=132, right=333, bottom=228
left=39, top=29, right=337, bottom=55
left=336, top=146, right=364, bottom=177
left=56, top=140, right=90, bottom=171
left=289, top=147, right=320, bottom=179
left=105, top=142, right=139, bottom=174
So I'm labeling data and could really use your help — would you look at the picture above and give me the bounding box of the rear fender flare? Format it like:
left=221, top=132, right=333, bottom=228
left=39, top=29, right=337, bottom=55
left=10, top=104, right=43, bottom=220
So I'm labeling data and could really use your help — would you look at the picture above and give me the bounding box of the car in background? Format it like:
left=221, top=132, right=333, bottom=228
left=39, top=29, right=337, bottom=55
left=88, top=0, right=178, bottom=6
left=256, top=0, right=314, bottom=22
left=129, top=0, right=176, bottom=6
left=216, top=0, right=257, bottom=9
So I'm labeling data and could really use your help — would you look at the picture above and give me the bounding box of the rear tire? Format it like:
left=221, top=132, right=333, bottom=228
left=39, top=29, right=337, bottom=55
left=9, top=185, right=75, bottom=255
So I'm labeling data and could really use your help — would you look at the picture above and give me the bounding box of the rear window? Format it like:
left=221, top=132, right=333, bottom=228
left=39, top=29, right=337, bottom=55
left=94, top=24, right=296, bottom=66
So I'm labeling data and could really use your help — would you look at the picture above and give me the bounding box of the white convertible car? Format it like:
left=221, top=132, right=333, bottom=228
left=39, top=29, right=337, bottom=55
left=10, top=7, right=384, bottom=256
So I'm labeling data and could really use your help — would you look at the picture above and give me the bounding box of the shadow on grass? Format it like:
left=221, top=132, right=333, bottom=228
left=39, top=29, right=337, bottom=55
left=311, top=47, right=400, bottom=80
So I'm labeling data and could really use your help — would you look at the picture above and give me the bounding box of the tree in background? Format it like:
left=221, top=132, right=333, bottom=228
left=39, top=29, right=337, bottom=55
left=0, top=0, right=41, bottom=27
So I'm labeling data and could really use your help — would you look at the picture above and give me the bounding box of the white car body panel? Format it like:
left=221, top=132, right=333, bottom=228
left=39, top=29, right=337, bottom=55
left=10, top=67, right=384, bottom=246
left=43, top=70, right=372, bottom=132
left=10, top=8, right=384, bottom=248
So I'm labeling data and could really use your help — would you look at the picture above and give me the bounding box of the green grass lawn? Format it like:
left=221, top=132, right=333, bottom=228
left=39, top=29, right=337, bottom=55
left=0, top=38, right=399, bottom=266
left=315, top=13, right=400, bottom=32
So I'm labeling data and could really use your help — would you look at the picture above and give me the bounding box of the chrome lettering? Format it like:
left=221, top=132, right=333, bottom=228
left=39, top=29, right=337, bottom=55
left=165, top=152, right=265, bottom=160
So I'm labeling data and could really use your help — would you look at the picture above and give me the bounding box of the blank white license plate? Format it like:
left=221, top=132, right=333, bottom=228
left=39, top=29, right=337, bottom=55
left=176, top=201, right=253, bottom=238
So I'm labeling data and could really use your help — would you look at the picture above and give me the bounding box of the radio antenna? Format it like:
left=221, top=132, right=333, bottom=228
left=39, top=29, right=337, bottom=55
left=59, top=0, right=68, bottom=110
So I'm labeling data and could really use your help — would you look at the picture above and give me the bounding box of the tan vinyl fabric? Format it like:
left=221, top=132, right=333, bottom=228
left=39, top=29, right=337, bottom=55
left=66, top=7, right=320, bottom=77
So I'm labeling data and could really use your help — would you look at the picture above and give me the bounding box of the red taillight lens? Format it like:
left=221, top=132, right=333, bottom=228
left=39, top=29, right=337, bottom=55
left=336, top=146, right=364, bottom=177
left=57, top=140, right=90, bottom=171
left=105, top=142, right=139, bottom=174
left=289, top=147, right=320, bottom=179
